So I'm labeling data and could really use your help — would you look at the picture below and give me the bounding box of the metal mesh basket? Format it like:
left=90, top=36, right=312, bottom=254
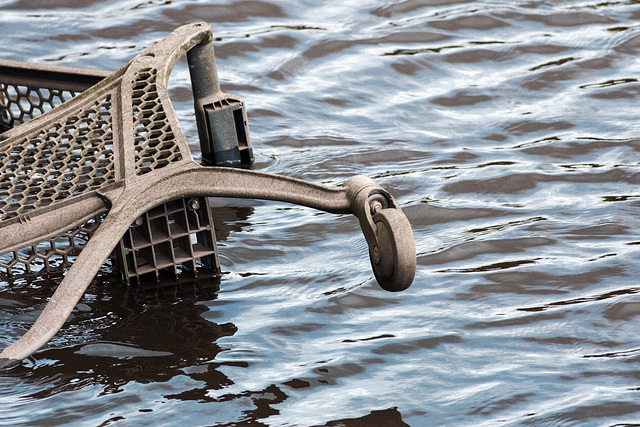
left=0, top=23, right=415, bottom=368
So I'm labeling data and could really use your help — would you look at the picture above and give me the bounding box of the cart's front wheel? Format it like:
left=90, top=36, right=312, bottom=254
left=369, top=208, right=415, bottom=292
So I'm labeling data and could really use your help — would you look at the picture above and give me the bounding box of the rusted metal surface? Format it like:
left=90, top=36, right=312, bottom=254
left=0, top=23, right=415, bottom=368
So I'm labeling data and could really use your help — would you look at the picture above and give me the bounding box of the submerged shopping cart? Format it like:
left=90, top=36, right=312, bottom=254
left=0, top=23, right=415, bottom=368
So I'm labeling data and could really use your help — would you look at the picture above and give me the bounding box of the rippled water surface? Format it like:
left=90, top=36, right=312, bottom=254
left=3, top=0, right=640, bottom=425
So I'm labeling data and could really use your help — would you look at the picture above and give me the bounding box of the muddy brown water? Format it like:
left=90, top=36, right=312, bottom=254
left=2, top=0, right=640, bottom=425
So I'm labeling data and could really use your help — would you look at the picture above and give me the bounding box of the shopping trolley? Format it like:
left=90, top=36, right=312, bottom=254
left=0, top=23, right=415, bottom=368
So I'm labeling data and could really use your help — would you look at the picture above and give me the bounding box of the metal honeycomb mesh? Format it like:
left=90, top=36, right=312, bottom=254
left=132, top=68, right=183, bottom=175
left=0, top=213, right=104, bottom=276
left=0, top=83, right=77, bottom=130
left=0, top=95, right=115, bottom=221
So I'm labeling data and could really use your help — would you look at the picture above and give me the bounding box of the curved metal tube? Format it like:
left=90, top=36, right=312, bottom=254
left=0, top=196, right=109, bottom=254
left=0, top=211, right=128, bottom=368
left=104, top=163, right=351, bottom=214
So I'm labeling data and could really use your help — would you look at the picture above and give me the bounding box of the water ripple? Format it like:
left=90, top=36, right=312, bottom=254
left=3, top=0, right=640, bottom=425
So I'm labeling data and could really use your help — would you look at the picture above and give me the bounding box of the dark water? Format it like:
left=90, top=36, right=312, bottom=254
left=2, top=0, right=640, bottom=425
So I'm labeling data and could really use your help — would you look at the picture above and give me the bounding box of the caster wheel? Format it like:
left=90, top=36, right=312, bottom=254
left=369, top=209, right=415, bottom=292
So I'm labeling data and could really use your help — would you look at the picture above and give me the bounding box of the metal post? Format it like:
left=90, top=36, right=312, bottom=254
left=187, top=42, right=253, bottom=166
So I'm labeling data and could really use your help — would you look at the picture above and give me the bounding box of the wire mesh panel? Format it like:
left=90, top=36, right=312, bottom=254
left=0, top=213, right=104, bottom=276
left=0, top=59, right=110, bottom=132
left=0, top=83, right=78, bottom=130
left=131, top=67, right=183, bottom=175
left=0, top=95, right=116, bottom=221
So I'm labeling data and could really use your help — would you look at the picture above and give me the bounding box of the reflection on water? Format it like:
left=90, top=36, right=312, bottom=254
left=3, top=0, right=640, bottom=425
left=2, top=275, right=233, bottom=394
